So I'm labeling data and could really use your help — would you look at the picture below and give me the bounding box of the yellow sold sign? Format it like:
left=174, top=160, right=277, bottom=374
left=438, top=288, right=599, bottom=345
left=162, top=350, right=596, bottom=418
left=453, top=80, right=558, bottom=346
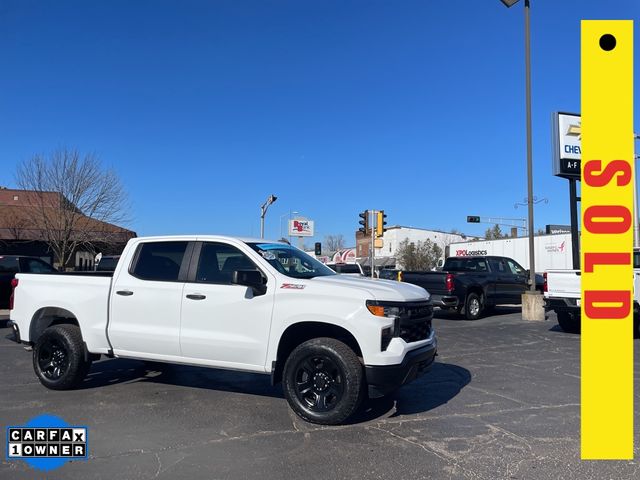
left=581, top=20, right=634, bottom=459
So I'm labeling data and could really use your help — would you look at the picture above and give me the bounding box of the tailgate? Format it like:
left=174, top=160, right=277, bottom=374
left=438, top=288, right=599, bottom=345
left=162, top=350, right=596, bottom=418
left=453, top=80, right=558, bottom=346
left=545, top=270, right=580, bottom=298
left=401, top=272, right=448, bottom=294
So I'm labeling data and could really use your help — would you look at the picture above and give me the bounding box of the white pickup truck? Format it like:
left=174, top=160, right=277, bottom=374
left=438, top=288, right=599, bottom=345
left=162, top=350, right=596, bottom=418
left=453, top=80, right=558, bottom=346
left=544, top=249, right=640, bottom=335
left=8, top=236, right=437, bottom=425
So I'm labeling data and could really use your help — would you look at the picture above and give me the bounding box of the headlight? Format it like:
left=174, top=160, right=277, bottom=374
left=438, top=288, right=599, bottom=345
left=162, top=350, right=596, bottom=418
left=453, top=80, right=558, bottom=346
left=366, top=301, right=403, bottom=318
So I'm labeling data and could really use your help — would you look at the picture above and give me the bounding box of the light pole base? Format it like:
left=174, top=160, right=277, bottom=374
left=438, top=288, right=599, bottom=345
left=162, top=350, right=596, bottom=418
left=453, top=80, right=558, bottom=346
left=521, top=291, right=545, bottom=321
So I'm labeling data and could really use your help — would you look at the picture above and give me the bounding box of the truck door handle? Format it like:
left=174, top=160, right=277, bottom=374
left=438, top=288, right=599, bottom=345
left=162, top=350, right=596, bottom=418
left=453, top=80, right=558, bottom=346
left=116, top=290, right=134, bottom=296
left=186, top=294, right=206, bottom=300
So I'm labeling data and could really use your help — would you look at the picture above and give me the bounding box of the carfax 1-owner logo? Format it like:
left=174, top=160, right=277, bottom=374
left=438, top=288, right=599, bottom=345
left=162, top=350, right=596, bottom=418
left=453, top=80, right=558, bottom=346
left=6, top=414, right=89, bottom=472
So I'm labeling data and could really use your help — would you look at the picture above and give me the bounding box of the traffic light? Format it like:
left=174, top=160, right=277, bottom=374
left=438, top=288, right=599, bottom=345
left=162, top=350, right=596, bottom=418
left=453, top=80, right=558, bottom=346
left=376, top=210, right=387, bottom=237
left=467, top=216, right=481, bottom=223
left=314, top=242, right=322, bottom=256
left=358, top=210, right=369, bottom=235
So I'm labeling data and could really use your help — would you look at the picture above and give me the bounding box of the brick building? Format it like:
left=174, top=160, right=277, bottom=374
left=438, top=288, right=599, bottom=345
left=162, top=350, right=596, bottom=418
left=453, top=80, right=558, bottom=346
left=0, top=188, right=136, bottom=269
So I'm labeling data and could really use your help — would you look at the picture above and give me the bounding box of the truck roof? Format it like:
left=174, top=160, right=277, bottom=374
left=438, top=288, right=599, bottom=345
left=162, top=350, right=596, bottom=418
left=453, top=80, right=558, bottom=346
left=129, top=235, right=287, bottom=244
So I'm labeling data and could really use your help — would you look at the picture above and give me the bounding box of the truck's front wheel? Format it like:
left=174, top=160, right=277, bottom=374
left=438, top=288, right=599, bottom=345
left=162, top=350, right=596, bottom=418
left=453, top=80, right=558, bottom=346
left=283, top=338, right=364, bottom=425
left=33, top=324, right=92, bottom=390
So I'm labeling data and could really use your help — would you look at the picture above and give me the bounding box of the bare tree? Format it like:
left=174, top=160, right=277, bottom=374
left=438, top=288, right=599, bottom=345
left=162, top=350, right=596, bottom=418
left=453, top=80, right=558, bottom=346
left=15, top=148, right=130, bottom=268
left=395, top=238, right=443, bottom=271
left=324, top=234, right=345, bottom=253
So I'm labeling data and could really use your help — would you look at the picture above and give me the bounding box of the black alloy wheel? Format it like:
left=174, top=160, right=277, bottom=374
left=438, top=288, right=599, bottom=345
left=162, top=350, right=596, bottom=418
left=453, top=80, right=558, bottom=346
left=33, top=324, right=91, bottom=390
left=37, top=337, right=70, bottom=380
left=293, top=354, right=345, bottom=412
left=282, top=337, right=364, bottom=425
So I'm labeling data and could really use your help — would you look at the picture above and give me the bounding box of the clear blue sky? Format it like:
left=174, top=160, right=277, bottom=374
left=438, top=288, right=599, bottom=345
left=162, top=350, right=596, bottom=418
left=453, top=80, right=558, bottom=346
left=1, top=0, right=638, bottom=244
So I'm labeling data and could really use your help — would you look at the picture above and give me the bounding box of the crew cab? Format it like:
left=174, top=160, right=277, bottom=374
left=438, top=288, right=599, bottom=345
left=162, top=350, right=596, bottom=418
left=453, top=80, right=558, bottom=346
left=8, top=236, right=437, bottom=425
left=544, top=249, right=640, bottom=335
left=380, top=256, right=542, bottom=320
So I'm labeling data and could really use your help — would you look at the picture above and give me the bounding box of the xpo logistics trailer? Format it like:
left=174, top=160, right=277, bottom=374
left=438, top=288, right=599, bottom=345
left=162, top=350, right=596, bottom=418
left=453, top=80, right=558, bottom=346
left=445, top=233, right=573, bottom=273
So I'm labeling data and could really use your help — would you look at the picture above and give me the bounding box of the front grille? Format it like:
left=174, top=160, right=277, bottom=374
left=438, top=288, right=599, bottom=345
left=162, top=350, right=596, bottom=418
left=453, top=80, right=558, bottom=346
left=398, top=302, right=433, bottom=343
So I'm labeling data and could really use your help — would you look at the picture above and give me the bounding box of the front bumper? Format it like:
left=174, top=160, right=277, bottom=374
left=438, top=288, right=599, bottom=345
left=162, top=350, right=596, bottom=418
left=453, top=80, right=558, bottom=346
left=365, top=343, right=437, bottom=398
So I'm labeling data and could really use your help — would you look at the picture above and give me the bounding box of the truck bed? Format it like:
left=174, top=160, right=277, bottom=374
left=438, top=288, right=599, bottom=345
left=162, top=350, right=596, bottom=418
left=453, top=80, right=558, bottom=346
left=11, top=272, right=113, bottom=353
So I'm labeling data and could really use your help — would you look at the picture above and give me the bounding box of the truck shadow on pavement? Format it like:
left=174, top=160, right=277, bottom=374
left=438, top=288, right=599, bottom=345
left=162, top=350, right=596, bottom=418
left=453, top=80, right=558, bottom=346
left=82, top=359, right=284, bottom=397
left=348, top=362, right=471, bottom=424
left=81, top=358, right=471, bottom=424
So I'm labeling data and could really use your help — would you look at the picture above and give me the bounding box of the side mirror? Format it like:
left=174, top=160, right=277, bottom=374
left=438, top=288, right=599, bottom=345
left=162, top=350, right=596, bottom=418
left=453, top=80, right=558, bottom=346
left=232, top=270, right=267, bottom=295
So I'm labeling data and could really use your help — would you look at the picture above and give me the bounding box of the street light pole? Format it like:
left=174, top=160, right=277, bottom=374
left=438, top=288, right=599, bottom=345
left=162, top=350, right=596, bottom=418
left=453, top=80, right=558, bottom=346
left=260, top=194, right=278, bottom=239
left=523, top=0, right=536, bottom=291
left=501, top=0, right=536, bottom=291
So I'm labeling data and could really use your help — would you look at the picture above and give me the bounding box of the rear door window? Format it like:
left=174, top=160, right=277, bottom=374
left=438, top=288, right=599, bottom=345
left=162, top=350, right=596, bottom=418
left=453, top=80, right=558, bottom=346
left=132, top=242, right=188, bottom=281
left=489, top=258, right=507, bottom=273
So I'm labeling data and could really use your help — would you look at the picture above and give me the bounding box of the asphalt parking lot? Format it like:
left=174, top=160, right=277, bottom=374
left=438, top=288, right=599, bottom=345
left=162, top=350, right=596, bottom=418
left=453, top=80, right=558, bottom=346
left=1, top=309, right=639, bottom=480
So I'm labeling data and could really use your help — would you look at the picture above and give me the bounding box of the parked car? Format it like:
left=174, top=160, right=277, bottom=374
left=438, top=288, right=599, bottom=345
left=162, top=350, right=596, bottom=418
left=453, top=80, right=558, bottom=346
left=95, top=255, right=120, bottom=272
left=8, top=236, right=437, bottom=425
left=0, top=256, right=56, bottom=309
left=382, top=256, right=543, bottom=320
left=326, top=262, right=365, bottom=276
left=544, top=248, right=640, bottom=335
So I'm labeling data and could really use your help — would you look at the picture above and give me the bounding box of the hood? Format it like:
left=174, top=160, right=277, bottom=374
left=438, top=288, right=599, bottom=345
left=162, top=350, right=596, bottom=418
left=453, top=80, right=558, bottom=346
left=308, top=275, right=430, bottom=302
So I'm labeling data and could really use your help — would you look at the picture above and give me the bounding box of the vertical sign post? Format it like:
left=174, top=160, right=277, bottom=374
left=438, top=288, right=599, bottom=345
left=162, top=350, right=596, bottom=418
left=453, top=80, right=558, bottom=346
left=581, top=20, right=634, bottom=459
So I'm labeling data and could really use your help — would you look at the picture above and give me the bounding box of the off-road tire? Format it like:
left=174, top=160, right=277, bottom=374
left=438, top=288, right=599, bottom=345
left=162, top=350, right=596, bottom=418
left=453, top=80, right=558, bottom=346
left=283, top=337, right=364, bottom=425
left=33, top=324, right=91, bottom=390
left=557, top=311, right=581, bottom=334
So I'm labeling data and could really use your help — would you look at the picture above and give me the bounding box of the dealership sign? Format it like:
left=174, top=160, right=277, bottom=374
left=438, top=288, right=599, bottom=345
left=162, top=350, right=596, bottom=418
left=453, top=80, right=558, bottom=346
left=552, top=112, right=581, bottom=179
left=545, top=224, right=572, bottom=234
left=288, top=219, right=314, bottom=237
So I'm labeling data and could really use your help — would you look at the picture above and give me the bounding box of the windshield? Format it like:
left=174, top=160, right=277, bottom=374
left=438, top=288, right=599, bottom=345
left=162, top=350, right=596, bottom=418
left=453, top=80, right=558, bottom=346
left=248, top=243, right=336, bottom=279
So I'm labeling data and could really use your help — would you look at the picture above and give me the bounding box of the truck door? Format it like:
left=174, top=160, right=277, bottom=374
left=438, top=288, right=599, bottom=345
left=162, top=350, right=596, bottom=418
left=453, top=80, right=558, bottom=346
left=179, top=242, right=275, bottom=370
left=488, top=257, right=510, bottom=303
left=109, top=240, right=191, bottom=358
left=505, top=258, right=529, bottom=302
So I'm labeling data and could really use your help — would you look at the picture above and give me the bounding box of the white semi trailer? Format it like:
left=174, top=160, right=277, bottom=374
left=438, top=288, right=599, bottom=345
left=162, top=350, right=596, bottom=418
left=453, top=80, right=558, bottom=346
left=446, top=233, right=573, bottom=273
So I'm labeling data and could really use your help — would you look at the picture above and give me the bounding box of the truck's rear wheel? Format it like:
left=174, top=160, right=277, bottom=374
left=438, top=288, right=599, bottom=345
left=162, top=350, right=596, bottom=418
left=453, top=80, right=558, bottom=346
left=33, top=324, right=91, bottom=390
left=557, top=311, right=580, bottom=334
left=464, top=293, right=483, bottom=320
left=282, top=338, right=364, bottom=425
